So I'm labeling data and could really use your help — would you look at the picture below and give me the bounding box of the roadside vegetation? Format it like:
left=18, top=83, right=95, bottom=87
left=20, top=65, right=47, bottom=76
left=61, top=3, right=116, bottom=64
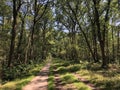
left=0, top=61, right=46, bottom=90
left=48, top=58, right=120, bottom=90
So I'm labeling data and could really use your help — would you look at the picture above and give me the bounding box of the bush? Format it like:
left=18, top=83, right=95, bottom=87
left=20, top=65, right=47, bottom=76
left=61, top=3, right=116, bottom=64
left=2, top=61, right=41, bottom=82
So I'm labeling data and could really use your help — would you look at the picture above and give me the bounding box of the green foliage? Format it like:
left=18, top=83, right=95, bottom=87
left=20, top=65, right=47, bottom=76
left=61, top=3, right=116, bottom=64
left=50, top=58, right=120, bottom=90
left=0, top=61, right=45, bottom=90
left=48, top=63, right=55, bottom=90
left=50, top=58, right=92, bottom=90
left=56, top=66, right=67, bottom=74
left=61, top=73, right=78, bottom=84
left=2, top=60, right=44, bottom=82
left=67, top=64, right=81, bottom=72
left=52, top=58, right=83, bottom=74
left=78, top=64, right=120, bottom=90
left=0, top=76, right=34, bottom=90
left=48, top=76, right=55, bottom=90
left=0, top=0, right=120, bottom=89
left=74, top=83, right=91, bottom=90
left=0, top=0, right=12, bottom=16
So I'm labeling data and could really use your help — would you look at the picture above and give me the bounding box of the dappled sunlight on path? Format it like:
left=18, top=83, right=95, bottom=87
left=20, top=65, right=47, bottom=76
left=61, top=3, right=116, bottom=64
left=22, top=63, right=50, bottom=90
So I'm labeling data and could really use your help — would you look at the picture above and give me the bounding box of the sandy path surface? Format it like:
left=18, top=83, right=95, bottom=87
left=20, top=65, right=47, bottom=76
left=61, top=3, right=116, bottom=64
left=22, top=63, right=50, bottom=90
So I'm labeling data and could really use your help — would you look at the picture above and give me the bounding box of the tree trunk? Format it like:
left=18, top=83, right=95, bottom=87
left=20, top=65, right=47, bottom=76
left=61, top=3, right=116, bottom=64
left=67, top=2, right=97, bottom=62
left=41, top=23, right=46, bottom=60
left=92, top=24, right=99, bottom=62
left=112, top=26, right=115, bottom=62
left=16, top=19, right=25, bottom=60
left=8, top=0, right=17, bottom=67
left=93, top=3, right=106, bottom=68
left=2, top=15, right=4, bottom=31
left=117, top=28, right=120, bottom=64
left=25, top=36, right=31, bottom=64
left=92, top=0, right=111, bottom=68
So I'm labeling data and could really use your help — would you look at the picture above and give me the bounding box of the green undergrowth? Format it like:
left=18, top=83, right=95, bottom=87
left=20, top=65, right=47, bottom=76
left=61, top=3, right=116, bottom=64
left=74, top=83, right=91, bottom=90
left=0, top=76, right=34, bottom=90
left=48, top=64, right=55, bottom=90
left=49, top=58, right=92, bottom=90
left=2, top=60, right=47, bottom=82
left=61, top=73, right=91, bottom=90
left=61, top=73, right=78, bottom=84
left=52, top=58, right=83, bottom=74
left=78, top=63, right=120, bottom=90
left=48, top=76, right=55, bottom=90
left=0, top=60, right=46, bottom=90
left=50, top=58, right=120, bottom=90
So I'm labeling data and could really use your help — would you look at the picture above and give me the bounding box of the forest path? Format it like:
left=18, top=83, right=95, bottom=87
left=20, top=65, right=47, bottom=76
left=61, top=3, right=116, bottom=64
left=22, top=62, right=50, bottom=90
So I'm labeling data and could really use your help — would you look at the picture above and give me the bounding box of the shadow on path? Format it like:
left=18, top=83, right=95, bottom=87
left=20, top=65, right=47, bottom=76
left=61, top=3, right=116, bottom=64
left=22, top=63, right=50, bottom=90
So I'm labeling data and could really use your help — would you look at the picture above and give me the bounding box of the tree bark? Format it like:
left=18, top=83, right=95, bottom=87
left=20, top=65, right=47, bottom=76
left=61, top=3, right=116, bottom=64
left=16, top=19, right=25, bottom=59
left=41, top=23, right=46, bottom=60
left=112, top=26, right=115, bottom=62
left=92, top=0, right=111, bottom=68
left=117, top=28, right=120, bottom=64
left=8, top=0, right=22, bottom=67
left=8, top=0, right=17, bottom=67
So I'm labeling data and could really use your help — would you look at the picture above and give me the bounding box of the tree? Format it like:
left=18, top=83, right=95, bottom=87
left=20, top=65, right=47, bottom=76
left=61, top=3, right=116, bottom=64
left=8, top=0, right=23, bottom=67
left=29, top=0, right=49, bottom=59
left=15, top=1, right=29, bottom=60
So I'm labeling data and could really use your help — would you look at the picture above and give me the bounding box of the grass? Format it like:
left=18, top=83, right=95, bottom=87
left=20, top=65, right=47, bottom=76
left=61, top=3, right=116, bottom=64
left=50, top=58, right=120, bottom=90
left=60, top=73, right=91, bottom=90
left=78, top=63, right=120, bottom=90
left=49, top=58, right=92, bottom=90
left=48, top=76, right=55, bottom=90
left=53, top=60, right=81, bottom=74
left=74, top=83, right=91, bottom=90
left=0, top=76, right=34, bottom=90
left=61, top=73, right=78, bottom=84
left=0, top=62, right=45, bottom=90
left=48, top=65, right=55, bottom=90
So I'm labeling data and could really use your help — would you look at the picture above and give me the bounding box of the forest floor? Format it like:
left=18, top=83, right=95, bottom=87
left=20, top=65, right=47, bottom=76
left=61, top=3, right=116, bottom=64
left=48, top=58, right=99, bottom=90
left=0, top=61, right=47, bottom=90
left=1, top=58, right=120, bottom=90
left=22, top=58, right=99, bottom=90
left=48, top=58, right=120, bottom=90
left=22, top=63, right=50, bottom=90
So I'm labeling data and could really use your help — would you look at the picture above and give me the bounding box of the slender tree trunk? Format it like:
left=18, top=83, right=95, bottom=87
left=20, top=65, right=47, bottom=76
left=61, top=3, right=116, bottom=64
left=25, top=36, right=31, bottom=64
left=41, top=23, right=47, bottom=60
left=8, top=0, right=22, bottom=67
left=17, top=19, right=25, bottom=52
left=92, top=25, right=99, bottom=62
left=117, top=28, right=120, bottom=64
left=2, top=15, right=4, bottom=31
left=8, top=0, right=17, bottom=67
left=30, top=0, right=37, bottom=59
left=102, top=0, right=111, bottom=67
left=92, top=0, right=111, bottom=68
left=86, top=3, right=99, bottom=62
left=112, top=26, right=115, bottom=62
left=93, top=3, right=106, bottom=68
left=16, top=19, right=25, bottom=60
left=106, top=30, right=109, bottom=63
left=67, top=3, right=96, bottom=62
left=78, top=23, right=97, bottom=62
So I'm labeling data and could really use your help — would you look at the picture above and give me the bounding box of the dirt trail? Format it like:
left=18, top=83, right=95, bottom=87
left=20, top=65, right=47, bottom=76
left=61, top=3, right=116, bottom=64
left=22, top=63, right=50, bottom=90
